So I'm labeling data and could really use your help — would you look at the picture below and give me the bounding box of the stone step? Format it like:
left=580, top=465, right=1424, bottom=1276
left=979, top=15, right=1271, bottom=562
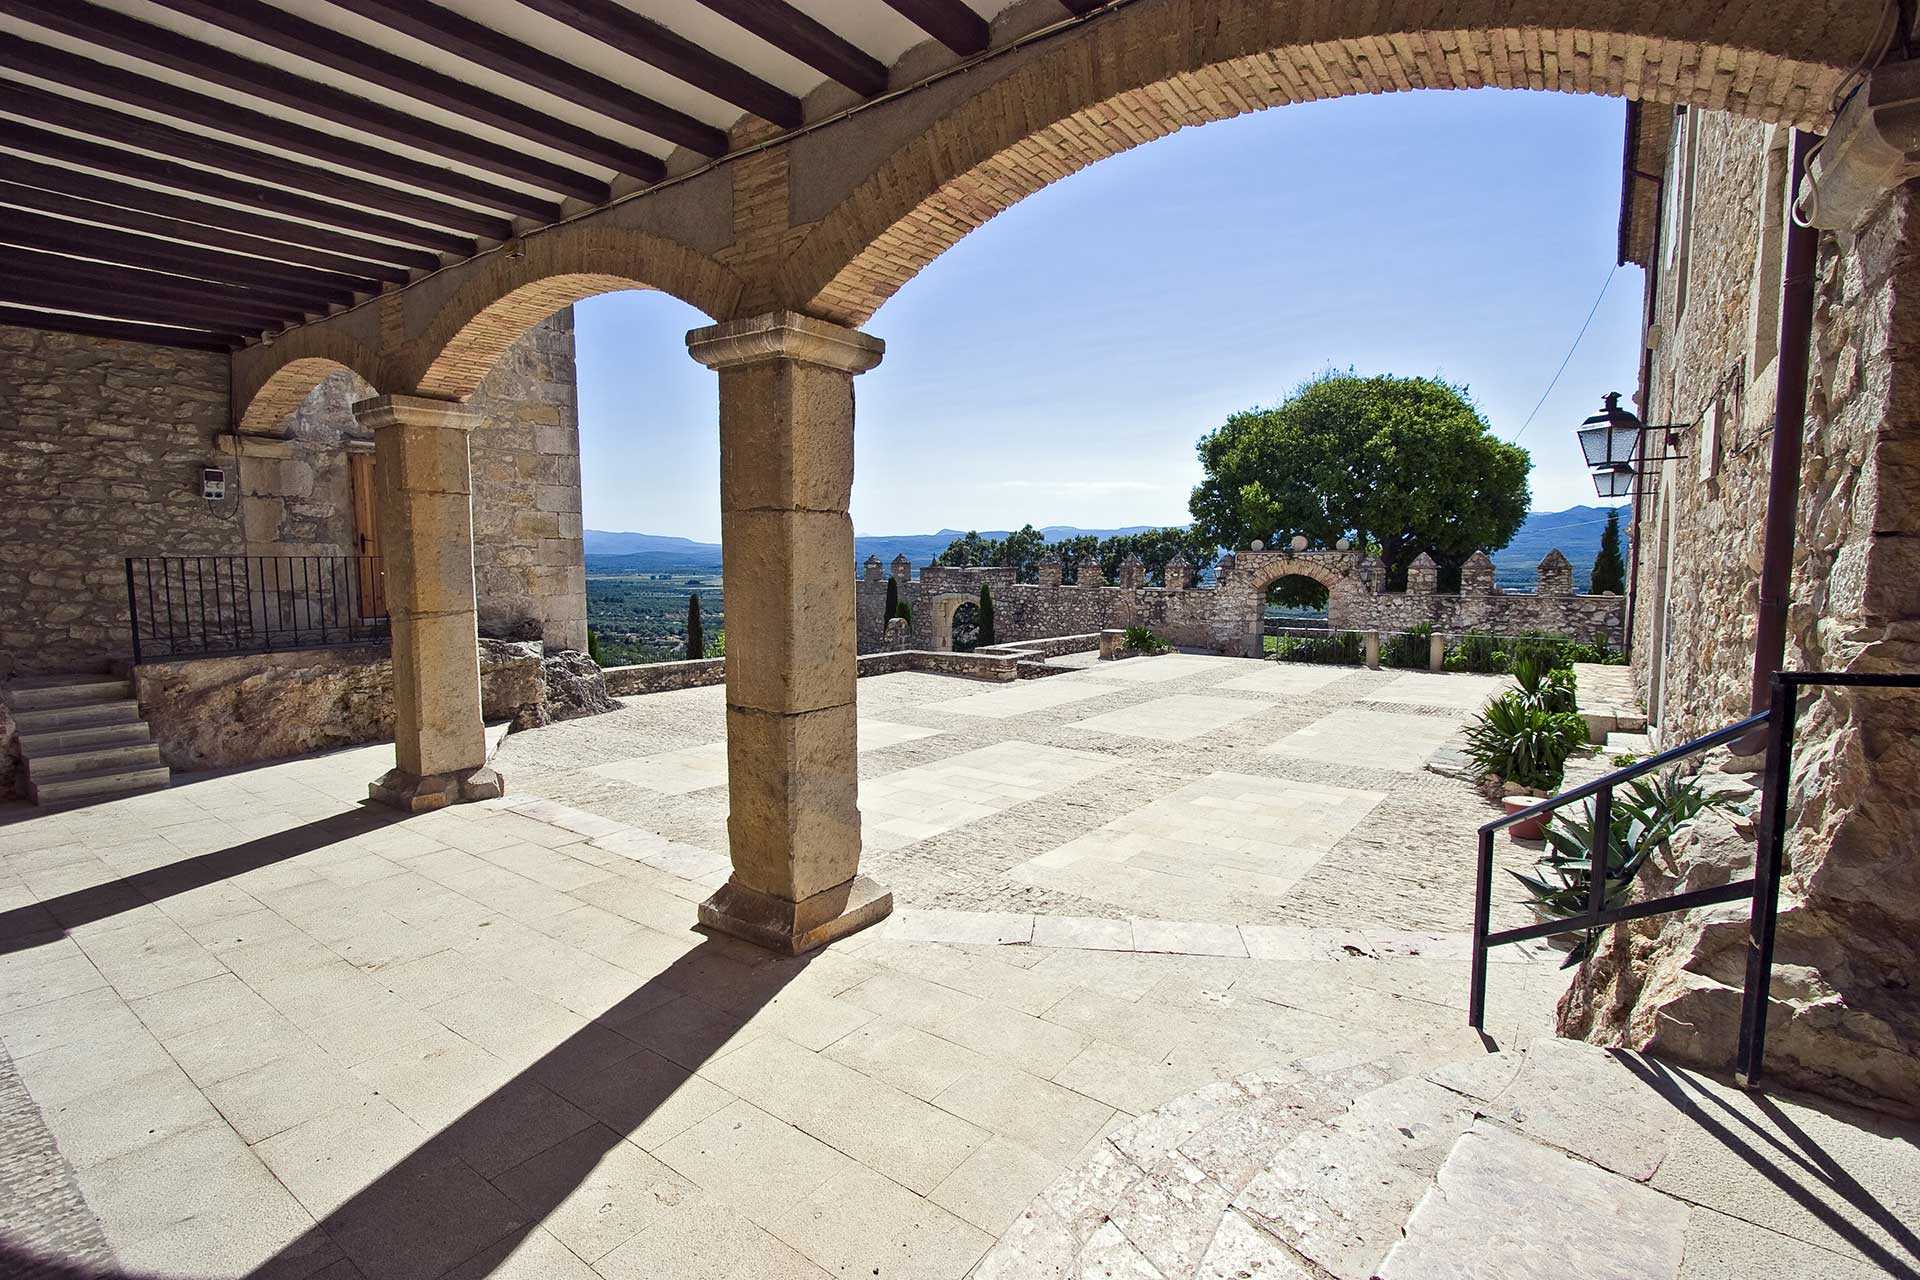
left=16, top=721, right=154, bottom=757
left=1606, top=730, right=1655, bottom=756
left=3, top=677, right=133, bottom=711
left=28, top=762, right=172, bottom=807
left=26, top=741, right=166, bottom=780
left=9, top=701, right=144, bottom=735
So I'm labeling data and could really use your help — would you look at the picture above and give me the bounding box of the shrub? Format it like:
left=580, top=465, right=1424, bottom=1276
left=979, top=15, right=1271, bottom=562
left=1122, top=625, right=1168, bottom=653
left=1446, top=629, right=1622, bottom=673
left=1272, top=630, right=1364, bottom=665
left=586, top=627, right=605, bottom=665
left=705, top=628, right=725, bottom=659
left=1446, top=630, right=1510, bottom=673
left=1513, top=772, right=1726, bottom=965
left=685, top=594, right=704, bottom=661
left=1462, top=692, right=1588, bottom=792
left=1381, top=623, right=1433, bottom=669
left=1512, top=652, right=1578, bottom=715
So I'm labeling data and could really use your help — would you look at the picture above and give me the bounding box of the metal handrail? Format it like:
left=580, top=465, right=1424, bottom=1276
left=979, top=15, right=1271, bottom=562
left=125, top=554, right=388, bottom=662
left=1468, top=668, right=1920, bottom=1090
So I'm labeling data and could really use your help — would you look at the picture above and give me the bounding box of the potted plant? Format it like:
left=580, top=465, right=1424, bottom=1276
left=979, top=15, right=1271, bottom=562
left=1462, top=692, right=1588, bottom=837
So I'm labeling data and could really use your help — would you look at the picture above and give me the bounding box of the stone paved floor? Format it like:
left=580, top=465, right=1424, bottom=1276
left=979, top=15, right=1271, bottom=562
left=498, top=656, right=1529, bottom=932
left=1, top=655, right=1908, bottom=1279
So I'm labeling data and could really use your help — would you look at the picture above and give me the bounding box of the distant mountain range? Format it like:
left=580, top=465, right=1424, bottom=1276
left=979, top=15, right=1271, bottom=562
left=584, top=510, right=1624, bottom=589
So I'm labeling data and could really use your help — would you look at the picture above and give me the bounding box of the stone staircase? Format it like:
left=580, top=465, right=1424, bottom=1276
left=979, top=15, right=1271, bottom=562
left=975, top=1035, right=1918, bottom=1279
left=2, top=675, right=170, bottom=806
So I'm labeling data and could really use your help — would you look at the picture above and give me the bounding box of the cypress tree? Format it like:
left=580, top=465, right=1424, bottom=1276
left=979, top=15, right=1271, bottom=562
left=884, top=575, right=899, bottom=621
left=686, top=593, right=705, bottom=660
left=1591, top=508, right=1626, bottom=594
left=978, top=582, right=996, bottom=647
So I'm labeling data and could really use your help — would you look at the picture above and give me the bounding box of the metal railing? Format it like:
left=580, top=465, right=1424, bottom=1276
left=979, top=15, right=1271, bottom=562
left=126, top=555, right=388, bottom=662
left=1469, top=669, right=1920, bottom=1089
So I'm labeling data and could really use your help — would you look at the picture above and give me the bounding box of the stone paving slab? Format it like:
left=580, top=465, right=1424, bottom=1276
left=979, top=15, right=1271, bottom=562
left=858, top=740, right=1117, bottom=853
left=1264, top=707, right=1462, bottom=772
left=1067, top=694, right=1272, bottom=743
left=1008, top=774, right=1384, bottom=918
left=920, top=680, right=1119, bottom=719
left=1070, top=654, right=1239, bottom=684
left=1363, top=671, right=1512, bottom=711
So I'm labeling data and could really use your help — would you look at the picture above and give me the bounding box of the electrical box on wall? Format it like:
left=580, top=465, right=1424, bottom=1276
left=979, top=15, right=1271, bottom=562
left=201, top=467, right=226, bottom=501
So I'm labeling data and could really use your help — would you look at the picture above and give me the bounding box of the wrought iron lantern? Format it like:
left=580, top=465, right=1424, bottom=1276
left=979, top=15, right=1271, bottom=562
left=1577, top=392, right=1688, bottom=498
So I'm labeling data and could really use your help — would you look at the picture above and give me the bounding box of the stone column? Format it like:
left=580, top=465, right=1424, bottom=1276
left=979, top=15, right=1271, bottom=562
left=1429, top=631, right=1448, bottom=672
left=1364, top=631, right=1381, bottom=670
left=355, top=394, right=502, bottom=811
left=686, top=311, right=890, bottom=954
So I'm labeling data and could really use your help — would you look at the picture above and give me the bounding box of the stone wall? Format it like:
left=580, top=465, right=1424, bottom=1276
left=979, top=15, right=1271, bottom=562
left=857, top=549, right=1623, bottom=658
left=1563, top=108, right=1920, bottom=1116
left=466, top=310, right=586, bottom=652
left=130, top=637, right=614, bottom=771
left=0, top=325, right=239, bottom=678
left=0, top=315, right=585, bottom=678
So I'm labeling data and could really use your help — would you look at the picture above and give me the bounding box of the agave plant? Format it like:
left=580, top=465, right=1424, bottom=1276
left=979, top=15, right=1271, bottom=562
left=1511, top=771, right=1727, bottom=965
left=1462, top=692, right=1589, bottom=792
left=1511, top=651, right=1578, bottom=715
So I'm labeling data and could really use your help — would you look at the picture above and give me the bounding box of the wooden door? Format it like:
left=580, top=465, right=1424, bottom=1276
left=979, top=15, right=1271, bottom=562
left=349, top=453, right=385, bottom=620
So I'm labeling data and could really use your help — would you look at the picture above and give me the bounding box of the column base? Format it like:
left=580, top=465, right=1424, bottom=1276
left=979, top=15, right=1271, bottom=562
left=698, top=874, right=892, bottom=956
left=369, top=765, right=505, bottom=813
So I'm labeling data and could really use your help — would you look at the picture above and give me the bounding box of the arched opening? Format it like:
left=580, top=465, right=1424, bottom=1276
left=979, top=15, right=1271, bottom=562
left=949, top=601, right=981, bottom=653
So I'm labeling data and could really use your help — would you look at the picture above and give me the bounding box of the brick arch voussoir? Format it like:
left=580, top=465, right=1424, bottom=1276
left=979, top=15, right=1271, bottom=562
left=236, top=348, right=383, bottom=433
left=782, top=0, right=1861, bottom=328
left=408, top=233, right=745, bottom=401
left=1254, top=560, right=1346, bottom=595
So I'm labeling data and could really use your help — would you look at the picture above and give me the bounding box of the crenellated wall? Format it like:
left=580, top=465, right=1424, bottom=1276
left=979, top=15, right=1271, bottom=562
left=856, top=546, right=1623, bottom=656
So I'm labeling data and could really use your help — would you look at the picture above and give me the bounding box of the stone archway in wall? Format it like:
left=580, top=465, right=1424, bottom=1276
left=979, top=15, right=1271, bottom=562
left=1212, top=550, right=1369, bottom=657
left=776, top=0, right=1867, bottom=328
left=931, top=594, right=975, bottom=653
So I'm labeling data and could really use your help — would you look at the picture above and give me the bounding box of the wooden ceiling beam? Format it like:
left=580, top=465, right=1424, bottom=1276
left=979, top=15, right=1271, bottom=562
left=0, top=157, right=444, bottom=273
left=145, top=0, right=680, bottom=174
left=0, top=32, right=552, bottom=224
left=0, top=80, right=510, bottom=242
left=881, top=0, right=989, bottom=57
left=0, top=263, right=301, bottom=330
left=2, top=0, right=600, bottom=205
left=0, top=209, right=364, bottom=307
left=0, top=247, right=312, bottom=322
left=329, top=0, right=734, bottom=155
left=515, top=0, right=802, bottom=129
left=0, top=182, right=412, bottom=285
left=694, top=0, right=889, bottom=97
left=0, top=119, right=482, bottom=258
left=0, top=304, right=241, bottom=351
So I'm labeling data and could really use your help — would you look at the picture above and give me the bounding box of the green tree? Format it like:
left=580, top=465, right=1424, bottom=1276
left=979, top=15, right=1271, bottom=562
left=883, top=575, right=900, bottom=621
left=1590, top=507, right=1626, bottom=594
left=935, top=530, right=997, bottom=568
left=685, top=594, right=704, bottom=661
left=586, top=627, right=605, bottom=665
left=978, top=582, right=996, bottom=647
left=1189, top=371, right=1531, bottom=588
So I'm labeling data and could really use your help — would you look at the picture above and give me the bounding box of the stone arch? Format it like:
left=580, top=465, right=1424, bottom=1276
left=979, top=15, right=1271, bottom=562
left=411, top=231, right=745, bottom=399
left=780, top=0, right=1870, bottom=326
left=237, top=351, right=381, bottom=432
left=1247, top=556, right=1346, bottom=597
left=930, top=594, right=974, bottom=652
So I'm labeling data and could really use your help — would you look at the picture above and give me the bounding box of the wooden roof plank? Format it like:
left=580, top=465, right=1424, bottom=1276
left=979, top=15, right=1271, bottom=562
left=146, top=0, right=683, bottom=172
left=0, top=2, right=579, bottom=215
left=881, top=0, right=990, bottom=57
left=330, top=0, right=738, bottom=152
left=516, top=0, right=803, bottom=128
left=0, top=157, right=444, bottom=273
left=0, top=30, right=553, bottom=223
left=695, top=0, right=889, bottom=97
left=0, top=181, right=414, bottom=284
left=0, top=304, right=242, bottom=350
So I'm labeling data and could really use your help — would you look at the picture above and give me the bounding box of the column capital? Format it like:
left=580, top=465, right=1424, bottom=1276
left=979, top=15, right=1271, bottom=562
left=686, top=310, right=884, bottom=375
left=353, top=393, right=482, bottom=433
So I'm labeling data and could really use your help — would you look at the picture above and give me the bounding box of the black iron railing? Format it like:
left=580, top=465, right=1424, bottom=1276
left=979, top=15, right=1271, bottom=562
left=1469, top=669, right=1920, bottom=1088
left=126, top=555, right=388, bottom=662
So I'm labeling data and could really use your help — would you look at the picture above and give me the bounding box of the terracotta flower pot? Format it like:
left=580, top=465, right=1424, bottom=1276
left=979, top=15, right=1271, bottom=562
left=1502, top=795, right=1548, bottom=841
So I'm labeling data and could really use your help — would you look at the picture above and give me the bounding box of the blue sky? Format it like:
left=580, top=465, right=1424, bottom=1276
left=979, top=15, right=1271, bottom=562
left=575, top=87, right=1645, bottom=543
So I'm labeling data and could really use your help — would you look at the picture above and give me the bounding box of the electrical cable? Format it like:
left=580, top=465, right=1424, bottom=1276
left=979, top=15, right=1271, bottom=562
left=1512, top=263, right=1617, bottom=442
